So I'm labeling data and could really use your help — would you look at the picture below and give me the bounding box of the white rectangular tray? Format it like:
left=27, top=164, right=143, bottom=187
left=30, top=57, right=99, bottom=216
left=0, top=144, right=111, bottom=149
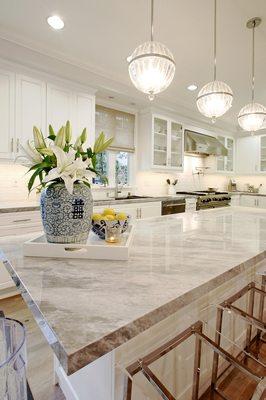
left=23, top=226, right=134, bottom=260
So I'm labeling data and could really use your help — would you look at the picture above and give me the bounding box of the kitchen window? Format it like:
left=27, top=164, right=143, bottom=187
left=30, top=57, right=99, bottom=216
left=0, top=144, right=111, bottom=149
left=93, top=151, right=130, bottom=186
left=93, top=105, right=135, bottom=187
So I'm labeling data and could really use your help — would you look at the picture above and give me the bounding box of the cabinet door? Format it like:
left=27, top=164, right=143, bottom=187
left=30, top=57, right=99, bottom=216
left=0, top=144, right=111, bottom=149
left=74, top=93, right=95, bottom=147
left=16, top=75, right=46, bottom=151
left=47, top=84, right=74, bottom=132
left=0, top=69, right=15, bottom=158
left=258, top=197, right=266, bottom=208
left=152, top=117, right=168, bottom=167
left=217, top=136, right=234, bottom=172
left=236, top=136, right=260, bottom=174
left=217, top=136, right=226, bottom=171
left=260, top=136, right=266, bottom=172
left=139, top=202, right=162, bottom=218
left=240, top=195, right=257, bottom=207
left=169, top=121, right=183, bottom=169
left=226, top=138, right=234, bottom=172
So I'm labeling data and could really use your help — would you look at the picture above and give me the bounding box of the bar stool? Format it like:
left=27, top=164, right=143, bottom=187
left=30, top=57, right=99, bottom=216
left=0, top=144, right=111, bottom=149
left=124, top=319, right=265, bottom=400
left=0, top=310, right=34, bottom=400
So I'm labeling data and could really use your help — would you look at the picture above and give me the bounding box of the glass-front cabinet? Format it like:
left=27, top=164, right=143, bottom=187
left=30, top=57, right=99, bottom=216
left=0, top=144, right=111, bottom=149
left=152, top=116, right=183, bottom=170
left=217, top=136, right=234, bottom=172
left=260, top=135, right=266, bottom=172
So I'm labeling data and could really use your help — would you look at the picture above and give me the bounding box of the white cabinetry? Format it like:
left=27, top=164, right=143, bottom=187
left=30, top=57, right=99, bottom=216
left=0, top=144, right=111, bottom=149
left=0, top=210, right=42, bottom=298
left=240, top=195, right=266, bottom=208
left=236, top=136, right=260, bottom=174
left=93, top=201, right=162, bottom=220
left=47, top=84, right=74, bottom=132
left=139, top=113, right=184, bottom=171
left=0, top=69, right=15, bottom=158
left=230, top=195, right=240, bottom=206
left=217, top=136, right=234, bottom=172
left=16, top=75, right=46, bottom=152
left=47, top=84, right=95, bottom=145
left=260, top=135, right=266, bottom=172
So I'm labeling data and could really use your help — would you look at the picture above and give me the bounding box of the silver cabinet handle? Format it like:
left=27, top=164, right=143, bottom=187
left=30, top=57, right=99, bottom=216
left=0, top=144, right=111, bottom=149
left=136, top=208, right=139, bottom=219
left=140, top=208, right=142, bottom=218
left=11, top=138, right=14, bottom=152
left=16, top=138, right=20, bottom=153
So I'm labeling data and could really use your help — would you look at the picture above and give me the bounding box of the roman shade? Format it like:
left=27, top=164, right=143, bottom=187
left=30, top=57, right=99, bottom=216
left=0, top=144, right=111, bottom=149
left=95, top=105, right=135, bottom=152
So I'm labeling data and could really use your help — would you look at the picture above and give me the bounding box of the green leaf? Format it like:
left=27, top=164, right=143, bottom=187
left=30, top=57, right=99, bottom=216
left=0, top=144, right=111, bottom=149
left=28, top=168, right=42, bottom=193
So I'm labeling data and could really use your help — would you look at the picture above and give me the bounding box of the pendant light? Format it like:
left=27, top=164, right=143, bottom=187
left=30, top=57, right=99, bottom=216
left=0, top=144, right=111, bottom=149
left=197, top=0, right=233, bottom=122
left=238, top=18, right=266, bottom=132
left=127, top=0, right=175, bottom=101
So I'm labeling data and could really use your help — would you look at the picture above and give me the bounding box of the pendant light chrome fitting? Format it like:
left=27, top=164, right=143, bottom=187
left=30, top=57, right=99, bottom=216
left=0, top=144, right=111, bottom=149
left=196, top=0, right=233, bottom=122
left=238, top=17, right=266, bottom=133
left=127, top=0, right=176, bottom=101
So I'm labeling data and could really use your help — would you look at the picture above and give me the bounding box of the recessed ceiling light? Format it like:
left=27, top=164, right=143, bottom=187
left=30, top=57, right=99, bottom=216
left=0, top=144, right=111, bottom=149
left=47, top=15, right=64, bottom=30
left=187, top=84, right=198, bottom=91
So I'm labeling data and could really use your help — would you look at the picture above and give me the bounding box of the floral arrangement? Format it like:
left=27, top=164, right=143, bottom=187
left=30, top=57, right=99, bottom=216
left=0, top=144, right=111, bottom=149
left=166, top=178, right=178, bottom=186
left=19, top=121, right=113, bottom=194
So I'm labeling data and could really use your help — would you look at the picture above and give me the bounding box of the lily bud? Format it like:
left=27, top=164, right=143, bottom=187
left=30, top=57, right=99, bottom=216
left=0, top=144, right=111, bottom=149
left=33, top=126, right=46, bottom=149
left=65, top=121, right=72, bottom=144
left=74, top=136, right=82, bottom=150
left=55, top=127, right=66, bottom=149
left=39, top=148, right=54, bottom=156
left=80, top=128, right=87, bottom=144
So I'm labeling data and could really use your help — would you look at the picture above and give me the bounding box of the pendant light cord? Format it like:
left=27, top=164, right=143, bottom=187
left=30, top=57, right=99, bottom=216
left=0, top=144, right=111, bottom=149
left=151, top=0, right=154, bottom=41
left=213, top=0, right=217, bottom=81
left=252, top=21, right=255, bottom=102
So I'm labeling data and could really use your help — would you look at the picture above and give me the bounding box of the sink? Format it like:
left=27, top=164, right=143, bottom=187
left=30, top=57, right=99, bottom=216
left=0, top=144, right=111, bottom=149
left=114, top=195, right=153, bottom=200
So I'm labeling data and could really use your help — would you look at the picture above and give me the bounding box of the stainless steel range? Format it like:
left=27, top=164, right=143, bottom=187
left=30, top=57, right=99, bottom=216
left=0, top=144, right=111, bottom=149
left=175, top=191, right=231, bottom=210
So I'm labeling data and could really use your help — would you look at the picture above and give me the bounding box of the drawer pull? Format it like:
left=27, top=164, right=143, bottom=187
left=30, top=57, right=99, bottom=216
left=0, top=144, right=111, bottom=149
left=12, top=218, right=31, bottom=223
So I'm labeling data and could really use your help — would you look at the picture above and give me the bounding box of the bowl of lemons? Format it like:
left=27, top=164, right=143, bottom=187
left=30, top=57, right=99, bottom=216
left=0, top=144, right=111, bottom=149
left=91, top=208, right=130, bottom=240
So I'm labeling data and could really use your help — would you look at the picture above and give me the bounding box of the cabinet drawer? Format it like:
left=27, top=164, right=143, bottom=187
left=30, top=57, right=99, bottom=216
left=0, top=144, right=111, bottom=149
left=0, top=211, right=42, bottom=236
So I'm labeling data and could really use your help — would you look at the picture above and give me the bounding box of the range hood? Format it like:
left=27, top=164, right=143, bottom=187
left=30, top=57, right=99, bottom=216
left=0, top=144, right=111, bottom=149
left=184, top=130, right=228, bottom=157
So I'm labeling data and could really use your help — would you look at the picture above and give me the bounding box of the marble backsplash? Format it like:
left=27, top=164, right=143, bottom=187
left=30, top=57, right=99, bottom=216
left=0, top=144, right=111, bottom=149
left=1, top=158, right=266, bottom=204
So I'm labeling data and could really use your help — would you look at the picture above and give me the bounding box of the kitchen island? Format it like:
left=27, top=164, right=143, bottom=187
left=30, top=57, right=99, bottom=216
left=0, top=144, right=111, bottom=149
left=1, top=206, right=266, bottom=399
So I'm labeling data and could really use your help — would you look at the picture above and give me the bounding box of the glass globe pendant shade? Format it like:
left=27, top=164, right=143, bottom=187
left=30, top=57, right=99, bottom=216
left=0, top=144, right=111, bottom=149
left=196, top=80, right=233, bottom=122
left=127, top=41, right=175, bottom=100
left=238, top=102, right=266, bottom=132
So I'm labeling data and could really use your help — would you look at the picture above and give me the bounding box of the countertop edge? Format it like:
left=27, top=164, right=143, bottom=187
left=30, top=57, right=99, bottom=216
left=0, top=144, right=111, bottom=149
left=0, top=251, right=69, bottom=373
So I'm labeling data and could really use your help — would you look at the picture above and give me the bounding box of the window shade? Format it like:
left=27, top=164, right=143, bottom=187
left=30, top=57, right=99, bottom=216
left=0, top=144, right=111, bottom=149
left=95, top=105, right=135, bottom=152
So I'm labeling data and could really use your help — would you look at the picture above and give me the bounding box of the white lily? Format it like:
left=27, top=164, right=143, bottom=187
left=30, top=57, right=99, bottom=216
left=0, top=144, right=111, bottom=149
left=43, top=146, right=92, bottom=194
left=18, top=140, right=43, bottom=167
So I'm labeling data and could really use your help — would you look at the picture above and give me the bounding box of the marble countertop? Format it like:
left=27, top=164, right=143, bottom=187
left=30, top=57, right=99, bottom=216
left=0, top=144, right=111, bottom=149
left=0, top=195, right=191, bottom=213
left=1, top=207, right=266, bottom=375
left=229, top=191, right=266, bottom=196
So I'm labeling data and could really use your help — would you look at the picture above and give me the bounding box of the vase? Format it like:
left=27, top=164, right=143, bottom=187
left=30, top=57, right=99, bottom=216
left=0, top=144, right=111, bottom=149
left=40, top=182, right=93, bottom=244
left=168, top=185, right=176, bottom=196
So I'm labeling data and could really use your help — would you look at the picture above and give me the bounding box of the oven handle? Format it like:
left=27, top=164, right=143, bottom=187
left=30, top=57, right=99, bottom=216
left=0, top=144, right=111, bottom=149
left=162, top=202, right=186, bottom=207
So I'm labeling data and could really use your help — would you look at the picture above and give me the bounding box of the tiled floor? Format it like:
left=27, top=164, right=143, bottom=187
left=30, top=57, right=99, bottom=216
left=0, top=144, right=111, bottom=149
left=0, top=295, right=65, bottom=400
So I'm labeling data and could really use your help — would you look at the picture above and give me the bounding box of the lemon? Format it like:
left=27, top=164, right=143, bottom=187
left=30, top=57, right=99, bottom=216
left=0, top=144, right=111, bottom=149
left=105, top=214, right=115, bottom=221
left=116, top=212, right=127, bottom=221
left=103, top=208, right=116, bottom=216
left=92, top=213, right=103, bottom=221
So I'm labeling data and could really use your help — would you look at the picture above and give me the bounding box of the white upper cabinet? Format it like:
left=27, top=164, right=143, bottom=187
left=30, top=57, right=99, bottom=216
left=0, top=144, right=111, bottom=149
left=0, top=66, right=96, bottom=160
left=236, top=136, right=260, bottom=174
left=47, top=85, right=95, bottom=145
left=16, top=75, right=46, bottom=152
left=47, top=84, right=74, bottom=132
left=0, top=69, right=15, bottom=159
left=216, top=136, right=235, bottom=173
left=74, top=93, right=95, bottom=146
left=139, top=112, right=184, bottom=171
left=260, top=135, right=266, bottom=172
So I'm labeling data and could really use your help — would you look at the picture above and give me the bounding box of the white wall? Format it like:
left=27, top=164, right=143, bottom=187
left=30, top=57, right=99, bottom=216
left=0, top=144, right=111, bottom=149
left=135, top=155, right=205, bottom=196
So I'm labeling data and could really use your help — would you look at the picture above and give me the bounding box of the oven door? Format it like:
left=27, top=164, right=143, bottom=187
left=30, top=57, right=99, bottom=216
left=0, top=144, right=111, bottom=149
left=161, top=200, right=186, bottom=215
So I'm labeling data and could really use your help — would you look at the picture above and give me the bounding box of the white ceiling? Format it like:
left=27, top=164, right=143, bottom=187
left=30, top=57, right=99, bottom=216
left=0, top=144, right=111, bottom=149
left=1, top=0, right=266, bottom=132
